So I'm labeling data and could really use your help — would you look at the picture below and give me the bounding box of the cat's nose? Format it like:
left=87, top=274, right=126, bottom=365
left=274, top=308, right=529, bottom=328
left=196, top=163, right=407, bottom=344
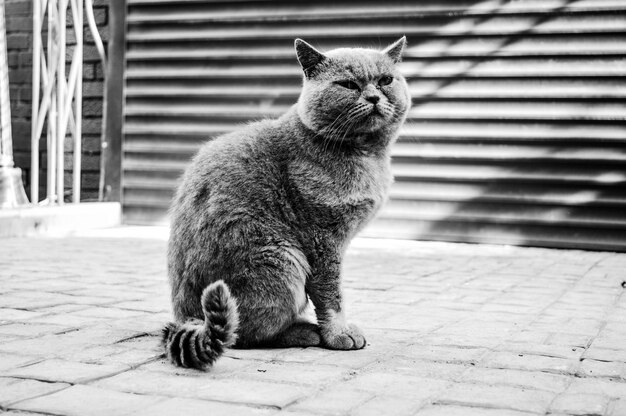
left=365, top=95, right=380, bottom=104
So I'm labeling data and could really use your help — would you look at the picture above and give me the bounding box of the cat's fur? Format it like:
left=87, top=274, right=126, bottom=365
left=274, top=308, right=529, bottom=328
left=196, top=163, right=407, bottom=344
left=163, top=37, right=411, bottom=369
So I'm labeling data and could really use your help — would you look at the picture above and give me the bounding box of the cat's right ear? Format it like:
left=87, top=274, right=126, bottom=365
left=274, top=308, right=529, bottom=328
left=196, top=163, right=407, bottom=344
left=382, top=36, right=407, bottom=64
left=295, top=39, right=326, bottom=78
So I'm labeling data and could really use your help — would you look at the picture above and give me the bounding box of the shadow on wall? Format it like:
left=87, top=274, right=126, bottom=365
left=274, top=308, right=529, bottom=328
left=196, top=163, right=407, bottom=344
left=375, top=0, right=626, bottom=251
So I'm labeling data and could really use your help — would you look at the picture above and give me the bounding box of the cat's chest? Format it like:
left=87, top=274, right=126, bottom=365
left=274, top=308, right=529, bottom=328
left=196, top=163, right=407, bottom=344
left=288, top=157, right=391, bottom=216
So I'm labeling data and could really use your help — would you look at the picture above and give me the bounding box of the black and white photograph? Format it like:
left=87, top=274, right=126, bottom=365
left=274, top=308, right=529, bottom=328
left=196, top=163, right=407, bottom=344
left=0, top=0, right=625, bottom=415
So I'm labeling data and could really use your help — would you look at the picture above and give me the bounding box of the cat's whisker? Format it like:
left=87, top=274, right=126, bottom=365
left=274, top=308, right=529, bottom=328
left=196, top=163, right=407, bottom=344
left=329, top=117, right=354, bottom=153
left=323, top=111, right=358, bottom=152
left=319, top=104, right=355, bottom=152
left=330, top=105, right=366, bottom=151
left=337, top=117, right=360, bottom=153
left=332, top=105, right=371, bottom=153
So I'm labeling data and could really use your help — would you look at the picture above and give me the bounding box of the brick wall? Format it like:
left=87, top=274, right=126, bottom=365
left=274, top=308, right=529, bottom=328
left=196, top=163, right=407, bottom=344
left=5, top=0, right=109, bottom=202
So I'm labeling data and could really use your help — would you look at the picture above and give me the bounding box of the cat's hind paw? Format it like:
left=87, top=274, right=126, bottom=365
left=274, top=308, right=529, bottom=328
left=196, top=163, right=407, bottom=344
left=322, top=323, right=366, bottom=350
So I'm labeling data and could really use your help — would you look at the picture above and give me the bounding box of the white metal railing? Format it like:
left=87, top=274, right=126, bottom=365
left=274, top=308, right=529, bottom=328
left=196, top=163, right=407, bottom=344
left=31, top=0, right=85, bottom=205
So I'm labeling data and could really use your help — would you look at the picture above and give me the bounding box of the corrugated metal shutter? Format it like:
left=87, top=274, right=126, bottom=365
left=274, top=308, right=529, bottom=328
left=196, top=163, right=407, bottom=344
left=123, top=0, right=626, bottom=251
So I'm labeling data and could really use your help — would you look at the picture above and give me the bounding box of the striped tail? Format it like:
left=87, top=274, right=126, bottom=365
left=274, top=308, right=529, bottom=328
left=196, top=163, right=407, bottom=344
left=162, top=280, right=239, bottom=369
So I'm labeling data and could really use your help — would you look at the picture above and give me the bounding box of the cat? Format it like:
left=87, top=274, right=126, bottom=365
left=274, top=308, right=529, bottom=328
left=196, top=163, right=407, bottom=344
left=162, top=37, right=411, bottom=369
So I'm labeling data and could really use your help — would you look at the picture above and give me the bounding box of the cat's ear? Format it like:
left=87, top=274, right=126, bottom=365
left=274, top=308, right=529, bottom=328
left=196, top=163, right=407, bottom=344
left=382, top=36, right=407, bottom=64
left=295, top=39, right=327, bottom=78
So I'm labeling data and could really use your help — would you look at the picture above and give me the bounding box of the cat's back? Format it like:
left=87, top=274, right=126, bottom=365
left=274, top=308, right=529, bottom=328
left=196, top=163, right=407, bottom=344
left=171, top=116, right=290, bottom=225
left=176, top=119, right=286, bottom=200
left=192, top=119, right=278, bottom=176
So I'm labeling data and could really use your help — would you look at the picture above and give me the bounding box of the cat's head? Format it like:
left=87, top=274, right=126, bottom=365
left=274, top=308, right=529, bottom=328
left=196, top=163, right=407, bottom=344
left=294, top=37, right=411, bottom=144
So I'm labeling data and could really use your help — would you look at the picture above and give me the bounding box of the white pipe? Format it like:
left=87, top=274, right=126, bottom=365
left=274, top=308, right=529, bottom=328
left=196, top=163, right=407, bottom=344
left=59, top=51, right=79, bottom=139
left=73, top=0, right=82, bottom=203
left=85, top=0, right=106, bottom=69
left=56, top=0, right=66, bottom=205
left=84, top=0, right=107, bottom=201
left=34, top=44, right=57, bottom=142
left=31, top=0, right=41, bottom=203
left=46, top=0, right=56, bottom=203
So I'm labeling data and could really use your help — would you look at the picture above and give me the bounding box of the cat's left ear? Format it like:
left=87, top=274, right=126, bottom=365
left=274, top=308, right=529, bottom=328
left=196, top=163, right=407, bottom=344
left=295, top=38, right=327, bottom=78
left=382, top=36, right=407, bottom=64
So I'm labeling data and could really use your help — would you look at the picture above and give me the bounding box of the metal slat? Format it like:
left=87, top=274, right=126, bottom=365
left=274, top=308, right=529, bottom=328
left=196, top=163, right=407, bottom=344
left=125, top=57, right=626, bottom=79
left=392, top=163, right=626, bottom=185
left=391, top=143, right=626, bottom=163
left=125, top=100, right=626, bottom=121
left=380, top=200, right=626, bottom=228
left=127, top=1, right=626, bottom=23
left=126, top=12, right=626, bottom=41
left=126, top=78, right=626, bottom=100
left=122, top=179, right=626, bottom=208
left=127, top=35, right=626, bottom=60
left=360, top=219, right=626, bottom=251
left=389, top=182, right=626, bottom=207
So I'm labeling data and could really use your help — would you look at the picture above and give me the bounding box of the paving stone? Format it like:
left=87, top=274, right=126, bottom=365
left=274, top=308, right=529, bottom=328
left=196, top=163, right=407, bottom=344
left=550, top=393, right=609, bottom=415
left=93, top=369, right=309, bottom=408
left=288, top=386, right=372, bottom=415
left=125, top=397, right=273, bottom=416
left=499, top=343, right=585, bottom=360
left=224, top=347, right=284, bottom=361
left=579, top=359, right=626, bottom=379
left=139, top=356, right=252, bottom=376
left=461, top=367, right=571, bottom=393
left=436, top=383, right=555, bottom=414
left=368, top=356, right=467, bottom=379
left=547, top=332, right=595, bottom=348
left=356, top=327, right=421, bottom=347
left=0, top=322, right=71, bottom=338
left=72, top=306, right=150, bottom=320
left=313, top=349, right=383, bottom=369
left=399, top=344, right=487, bottom=364
left=592, top=336, right=626, bottom=351
left=481, top=351, right=577, bottom=374
left=344, top=372, right=450, bottom=401
left=29, top=313, right=109, bottom=327
left=4, top=359, right=128, bottom=383
left=0, top=352, right=42, bottom=371
left=33, top=304, right=89, bottom=315
left=505, top=330, right=552, bottom=344
left=233, top=361, right=350, bottom=385
left=90, top=347, right=162, bottom=367
left=415, top=404, right=536, bottom=416
left=418, top=333, right=504, bottom=350
left=0, top=308, right=47, bottom=323
left=110, top=300, right=169, bottom=313
left=0, top=377, right=70, bottom=407
left=609, top=398, right=626, bottom=416
left=566, top=378, right=626, bottom=399
left=11, top=384, right=167, bottom=416
left=585, top=347, right=626, bottom=364
left=273, top=347, right=335, bottom=363
left=351, top=395, right=420, bottom=416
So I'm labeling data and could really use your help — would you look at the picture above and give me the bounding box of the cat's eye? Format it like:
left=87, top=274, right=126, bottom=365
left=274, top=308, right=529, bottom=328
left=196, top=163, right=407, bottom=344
left=379, top=76, right=393, bottom=87
left=335, top=80, right=360, bottom=90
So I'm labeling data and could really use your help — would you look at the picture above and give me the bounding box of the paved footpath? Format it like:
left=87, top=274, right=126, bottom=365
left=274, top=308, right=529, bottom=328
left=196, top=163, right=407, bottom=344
left=0, top=227, right=625, bottom=416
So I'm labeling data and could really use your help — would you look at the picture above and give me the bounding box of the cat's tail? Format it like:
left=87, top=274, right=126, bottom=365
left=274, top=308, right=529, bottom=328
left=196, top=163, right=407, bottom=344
left=161, top=280, right=239, bottom=369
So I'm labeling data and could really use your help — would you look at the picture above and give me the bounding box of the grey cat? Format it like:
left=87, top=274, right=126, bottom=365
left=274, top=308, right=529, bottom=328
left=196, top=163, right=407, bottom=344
left=163, top=37, right=411, bottom=369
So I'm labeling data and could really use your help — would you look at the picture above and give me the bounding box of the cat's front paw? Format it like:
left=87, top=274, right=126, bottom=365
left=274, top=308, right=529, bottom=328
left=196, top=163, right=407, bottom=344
left=322, top=323, right=367, bottom=350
